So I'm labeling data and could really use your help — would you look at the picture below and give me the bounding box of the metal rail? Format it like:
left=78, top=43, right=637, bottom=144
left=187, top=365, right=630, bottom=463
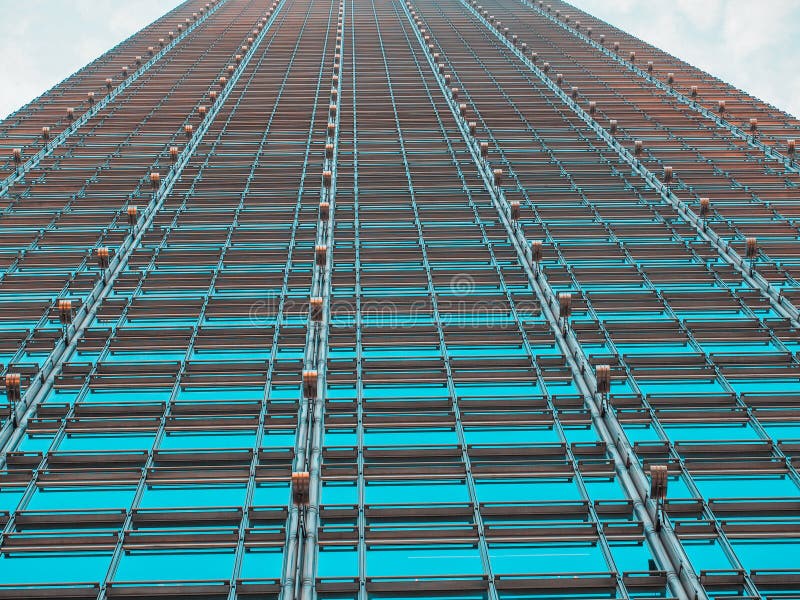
left=295, top=0, right=344, bottom=593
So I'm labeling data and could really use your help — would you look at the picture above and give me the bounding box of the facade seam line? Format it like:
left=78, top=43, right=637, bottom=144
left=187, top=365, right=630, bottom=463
left=282, top=0, right=345, bottom=598
left=0, top=0, right=291, bottom=465
left=399, top=2, right=707, bottom=600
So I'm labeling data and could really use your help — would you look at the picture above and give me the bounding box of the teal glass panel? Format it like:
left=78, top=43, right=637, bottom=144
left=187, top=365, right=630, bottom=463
left=637, top=380, right=726, bottom=395
left=561, top=426, right=601, bottom=443
left=475, top=478, right=581, bottom=503
left=318, top=546, right=359, bottom=578
left=692, top=475, right=799, bottom=498
left=27, top=486, right=137, bottom=511
left=82, top=389, right=172, bottom=403
left=324, top=428, right=358, bottom=446
left=0, top=487, right=26, bottom=512
left=730, top=379, right=800, bottom=393
left=158, top=431, right=257, bottom=449
left=252, top=483, right=290, bottom=506
left=239, top=547, right=285, bottom=579
left=139, top=485, right=248, bottom=508
left=582, top=477, right=627, bottom=500
left=607, top=540, right=656, bottom=572
left=621, top=424, right=662, bottom=443
left=322, top=481, right=360, bottom=505
left=16, top=434, right=55, bottom=452
left=262, top=429, right=298, bottom=448
left=730, top=539, right=800, bottom=570
left=364, top=480, right=469, bottom=504
left=57, top=434, right=156, bottom=452
left=681, top=539, right=733, bottom=573
left=760, top=422, right=800, bottom=440
left=488, top=541, right=607, bottom=574
left=463, top=426, right=560, bottom=445
left=114, top=549, right=235, bottom=581
left=366, top=544, right=483, bottom=577
left=364, top=427, right=459, bottom=446
left=176, top=387, right=263, bottom=401
left=660, top=423, right=759, bottom=441
left=665, top=476, right=695, bottom=499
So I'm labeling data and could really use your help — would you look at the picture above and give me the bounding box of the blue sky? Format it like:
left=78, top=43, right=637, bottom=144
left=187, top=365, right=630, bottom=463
left=0, top=1, right=797, bottom=120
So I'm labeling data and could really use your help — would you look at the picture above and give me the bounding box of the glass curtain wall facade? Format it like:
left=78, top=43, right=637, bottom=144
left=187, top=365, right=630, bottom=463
left=0, top=0, right=799, bottom=599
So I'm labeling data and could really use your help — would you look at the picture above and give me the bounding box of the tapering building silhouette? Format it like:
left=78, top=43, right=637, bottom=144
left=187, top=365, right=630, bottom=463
left=0, top=0, right=798, bottom=598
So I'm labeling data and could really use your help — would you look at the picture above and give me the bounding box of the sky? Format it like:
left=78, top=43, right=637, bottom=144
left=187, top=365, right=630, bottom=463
left=569, top=0, right=800, bottom=118
left=0, top=1, right=183, bottom=121
left=0, top=1, right=797, bottom=120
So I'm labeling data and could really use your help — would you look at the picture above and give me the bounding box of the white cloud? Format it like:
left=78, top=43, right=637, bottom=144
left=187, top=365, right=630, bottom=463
left=1, top=1, right=796, bottom=122
left=569, top=0, right=800, bottom=118
left=0, top=0, right=184, bottom=121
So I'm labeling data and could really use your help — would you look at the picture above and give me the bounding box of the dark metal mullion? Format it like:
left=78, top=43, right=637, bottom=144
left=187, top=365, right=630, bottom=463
left=400, top=3, right=702, bottom=599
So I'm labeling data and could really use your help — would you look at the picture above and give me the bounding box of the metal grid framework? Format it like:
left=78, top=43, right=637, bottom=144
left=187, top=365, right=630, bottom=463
left=0, top=0, right=798, bottom=599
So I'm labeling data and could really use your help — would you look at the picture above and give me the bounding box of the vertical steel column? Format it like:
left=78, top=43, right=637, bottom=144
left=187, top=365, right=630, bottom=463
left=370, top=2, right=502, bottom=597
left=396, top=3, right=705, bottom=600
left=220, top=1, right=336, bottom=597
left=282, top=0, right=343, bottom=597
left=345, top=7, right=368, bottom=597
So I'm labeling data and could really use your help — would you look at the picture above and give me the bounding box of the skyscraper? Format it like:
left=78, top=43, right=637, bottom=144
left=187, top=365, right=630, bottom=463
left=0, top=0, right=798, bottom=598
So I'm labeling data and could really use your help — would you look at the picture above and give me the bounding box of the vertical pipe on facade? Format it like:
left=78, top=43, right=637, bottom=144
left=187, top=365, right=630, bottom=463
left=397, top=3, right=703, bottom=600
left=279, top=0, right=343, bottom=596
left=456, top=0, right=800, bottom=329
left=297, top=2, right=343, bottom=596
left=0, top=0, right=291, bottom=467
left=0, top=0, right=233, bottom=199
left=518, top=0, right=800, bottom=175
left=219, top=3, right=325, bottom=597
